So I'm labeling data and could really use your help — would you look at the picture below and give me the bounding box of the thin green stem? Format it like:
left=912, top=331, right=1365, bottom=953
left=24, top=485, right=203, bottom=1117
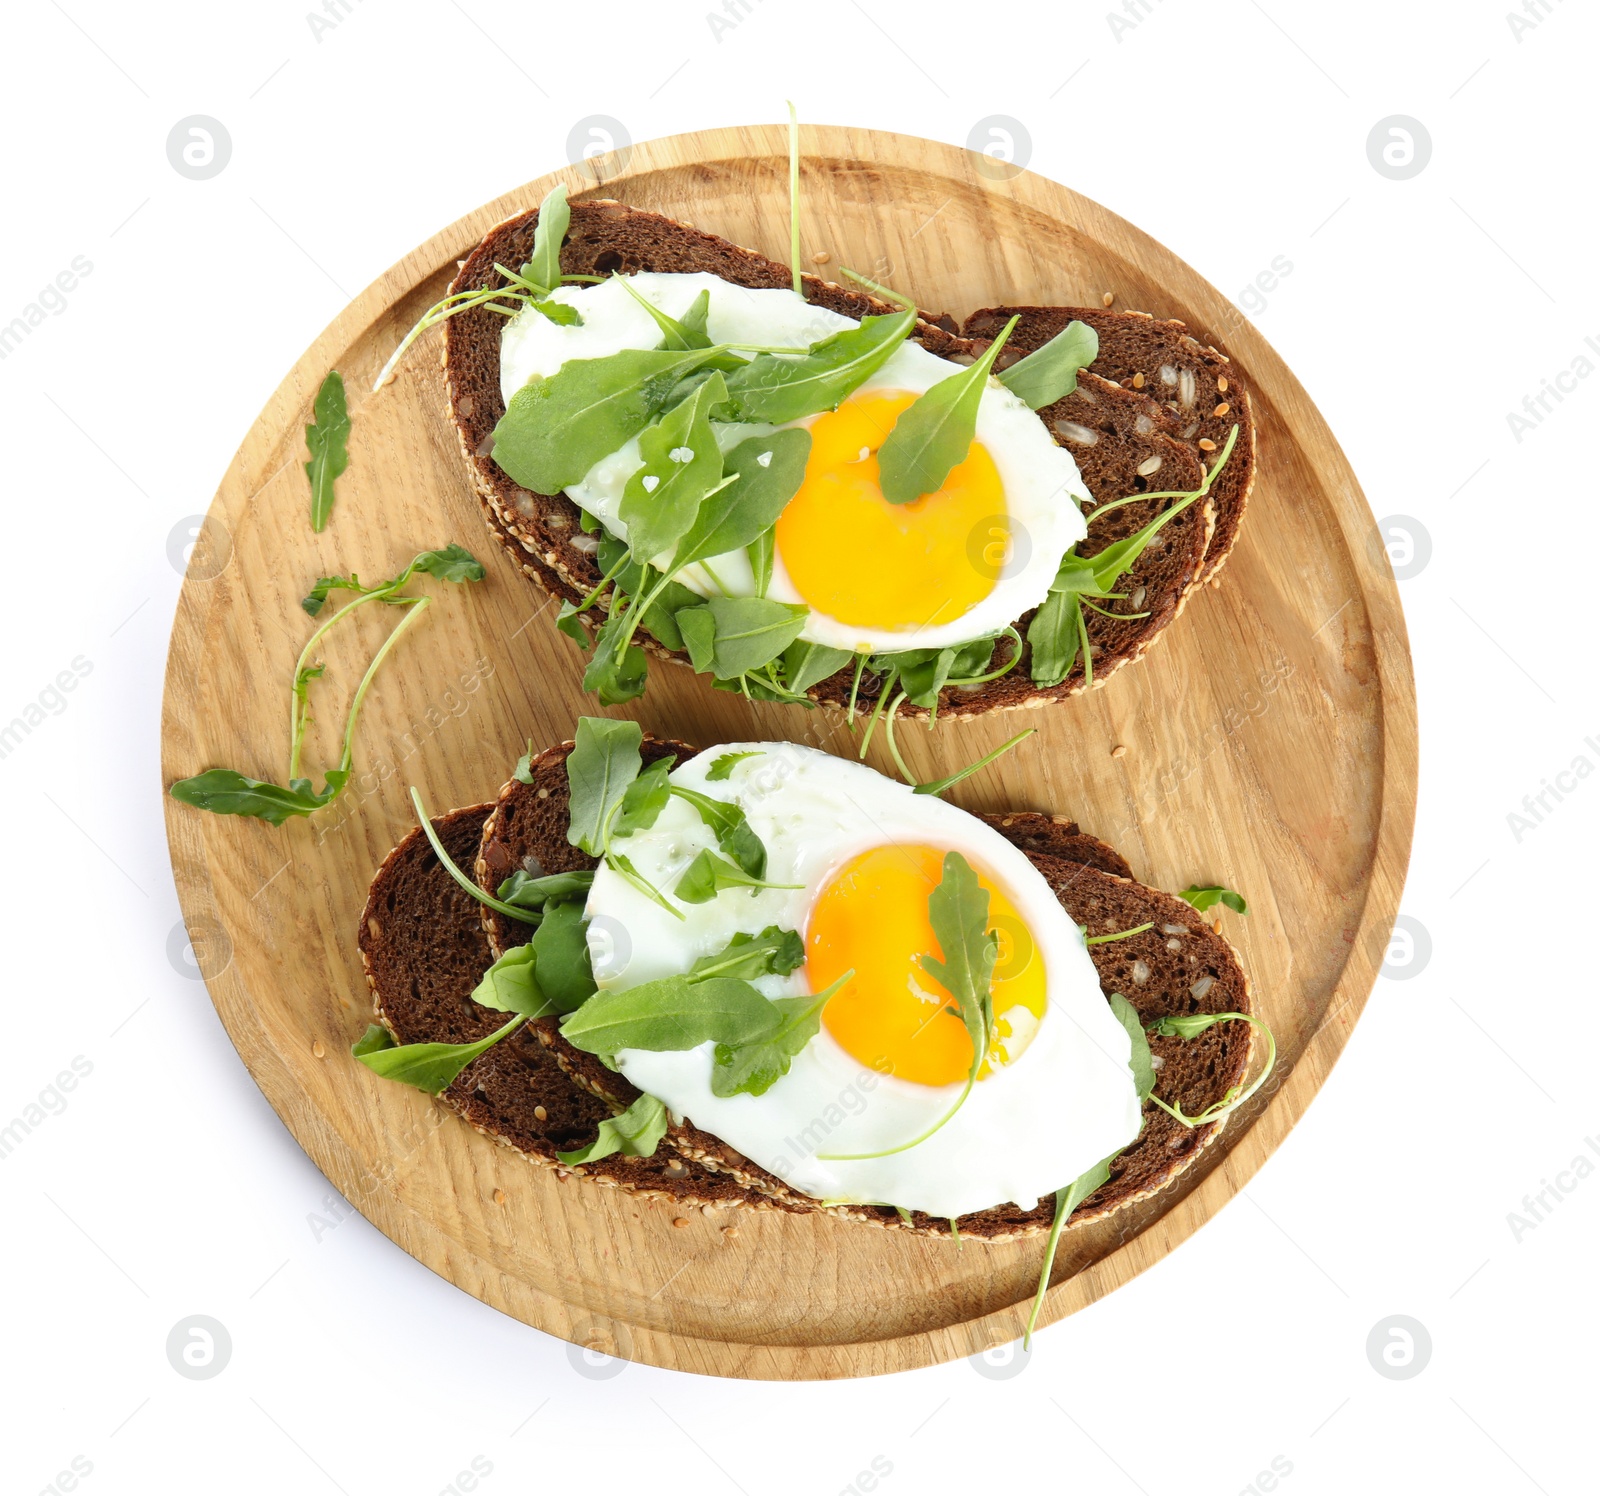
left=914, top=728, right=1035, bottom=797
left=881, top=692, right=914, bottom=781
left=335, top=597, right=429, bottom=775
left=289, top=588, right=391, bottom=779
left=1025, top=1189, right=1072, bottom=1349
left=410, top=787, right=541, bottom=925
left=817, top=1070, right=976, bottom=1161
left=1146, top=1013, right=1276, bottom=1127
left=1084, top=922, right=1154, bottom=947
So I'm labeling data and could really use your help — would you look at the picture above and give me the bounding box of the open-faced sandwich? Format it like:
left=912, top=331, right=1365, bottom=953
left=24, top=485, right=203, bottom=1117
left=355, top=720, right=1272, bottom=1335
left=379, top=146, right=1255, bottom=727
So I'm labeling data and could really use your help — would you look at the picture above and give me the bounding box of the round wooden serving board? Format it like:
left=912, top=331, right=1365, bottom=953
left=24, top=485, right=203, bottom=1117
left=161, top=125, right=1415, bottom=1379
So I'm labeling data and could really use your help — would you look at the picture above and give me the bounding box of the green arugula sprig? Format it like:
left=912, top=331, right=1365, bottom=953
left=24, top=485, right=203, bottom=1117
left=1028, top=424, right=1241, bottom=689
left=351, top=1017, right=524, bottom=1094
left=169, top=546, right=485, bottom=825
left=305, top=370, right=350, bottom=532
left=995, top=319, right=1099, bottom=410
left=1178, top=885, right=1249, bottom=916
left=371, top=184, right=594, bottom=392
left=817, top=851, right=997, bottom=1161
left=1023, top=992, right=1276, bottom=1344
left=560, top=925, right=848, bottom=1098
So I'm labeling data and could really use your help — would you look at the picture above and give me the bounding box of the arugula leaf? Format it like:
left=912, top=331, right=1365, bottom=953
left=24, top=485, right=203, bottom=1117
left=818, top=853, right=997, bottom=1162
left=561, top=975, right=781, bottom=1056
left=747, top=526, right=775, bottom=597
left=687, top=925, right=805, bottom=981
left=722, top=307, right=917, bottom=423
left=1178, top=885, right=1249, bottom=916
left=674, top=848, right=799, bottom=904
left=671, top=785, right=767, bottom=877
left=1024, top=1147, right=1120, bottom=1349
left=301, top=572, right=362, bottom=616
left=168, top=767, right=344, bottom=826
left=305, top=370, right=351, bottom=533
left=997, top=319, right=1098, bottom=410
left=611, top=755, right=676, bottom=840
left=1143, top=1011, right=1277, bottom=1128
left=876, top=316, right=1016, bottom=503
left=670, top=429, right=813, bottom=572
left=471, top=945, right=556, bottom=1017
left=409, top=543, right=487, bottom=585
left=710, top=974, right=849, bottom=1098
left=676, top=595, right=809, bottom=679
left=706, top=751, right=762, bottom=782
left=352, top=1023, right=395, bottom=1057
left=531, top=899, right=598, bottom=1013
left=565, top=716, right=644, bottom=855
left=782, top=639, right=853, bottom=695
left=410, top=788, right=543, bottom=924
left=872, top=635, right=999, bottom=710
left=511, top=741, right=536, bottom=784
left=914, top=727, right=1035, bottom=798
left=522, top=183, right=570, bottom=296
left=614, top=276, right=715, bottom=351
left=491, top=347, right=725, bottom=495
left=352, top=1014, right=523, bottom=1094
left=583, top=613, right=651, bottom=705
left=918, top=851, right=998, bottom=1081
left=1107, top=992, right=1155, bottom=1100
left=595, top=533, right=703, bottom=653
left=556, top=1092, right=669, bottom=1165
left=604, top=849, right=686, bottom=922
left=1026, top=559, right=1100, bottom=689
left=618, top=371, right=730, bottom=565
left=496, top=868, right=594, bottom=909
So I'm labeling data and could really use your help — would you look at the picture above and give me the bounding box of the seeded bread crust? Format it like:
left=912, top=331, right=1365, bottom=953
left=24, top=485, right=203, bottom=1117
left=964, top=305, right=1255, bottom=586
left=439, top=200, right=1222, bottom=719
left=358, top=802, right=789, bottom=1211
left=470, top=740, right=1255, bottom=1242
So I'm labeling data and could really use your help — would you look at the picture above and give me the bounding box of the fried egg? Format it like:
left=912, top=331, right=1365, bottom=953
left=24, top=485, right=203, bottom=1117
left=581, top=743, right=1142, bottom=1219
left=500, top=273, right=1089, bottom=656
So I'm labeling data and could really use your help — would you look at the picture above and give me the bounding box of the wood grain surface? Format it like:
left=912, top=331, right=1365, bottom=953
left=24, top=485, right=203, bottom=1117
left=159, top=124, right=1416, bottom=1379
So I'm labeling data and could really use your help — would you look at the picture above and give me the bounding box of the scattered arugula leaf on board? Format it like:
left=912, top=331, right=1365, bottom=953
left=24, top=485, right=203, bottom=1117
left=997, top=319, right=1098, bottom=410
left=706, top=751, right=762, bottom=782
left=876, top=316, right=1017, bottom=504
left=351, top=1015, right=524, bottom=1094
left=1177, top=885, right=1249, bottom=916
left=171, top=546, right=484, bottom=826
left=305, top=370, right=350, bottom=533
left=556, top=1092, right=669, bottom=1165
left=913, top=728, right=1034, bottom=798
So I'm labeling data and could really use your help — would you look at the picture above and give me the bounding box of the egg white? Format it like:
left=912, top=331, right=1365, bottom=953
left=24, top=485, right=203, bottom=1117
left=580, top=743, right=1142, bottom=1220
left=500, top=273, right=1090, bottom=656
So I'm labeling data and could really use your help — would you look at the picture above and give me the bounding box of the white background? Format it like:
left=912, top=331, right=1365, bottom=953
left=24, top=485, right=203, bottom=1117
left=1, top=1, right=1594, bottom=1492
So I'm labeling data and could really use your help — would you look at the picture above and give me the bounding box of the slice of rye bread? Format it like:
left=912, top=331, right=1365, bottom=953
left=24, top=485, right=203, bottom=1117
left=470, top=739, right=1256, bottom=1243
left=440, top=199, right=1215, bottom=718
left=357, top=801, right=793, bottom=1212
left=964, top=305, right=1255, bottom=586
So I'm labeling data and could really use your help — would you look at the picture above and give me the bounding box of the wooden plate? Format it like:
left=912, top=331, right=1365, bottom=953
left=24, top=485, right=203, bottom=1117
left=160, top=124, right=1415, bottom=1379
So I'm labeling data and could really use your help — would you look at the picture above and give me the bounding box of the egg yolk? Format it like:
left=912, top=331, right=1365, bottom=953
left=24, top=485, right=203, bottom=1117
left=807, top=844, right=1046, bottom=1088
left=774, top=392, right=1004, bottom=632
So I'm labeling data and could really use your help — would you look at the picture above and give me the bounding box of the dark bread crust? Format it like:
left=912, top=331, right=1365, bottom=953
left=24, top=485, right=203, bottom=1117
left=357, top=802, right=786, bottom=1210
left=964, top=305, right=1255, bottom=586
left=468, top=740, right=1255, bottom=1242
left=440, top=200, right=1220, bottom=719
